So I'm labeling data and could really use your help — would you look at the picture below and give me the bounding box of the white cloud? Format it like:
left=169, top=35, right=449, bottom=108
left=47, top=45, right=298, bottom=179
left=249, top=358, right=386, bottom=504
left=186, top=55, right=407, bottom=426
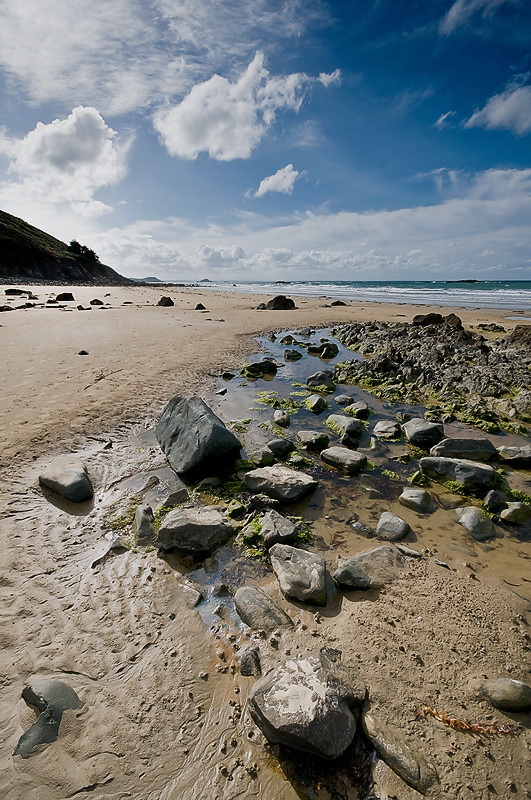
left=465, top=83, right=531, bottom=135
left=153, top=53, right=317, bottom=160
left=254, top=164, right=300, bottom=197
left=434, top=110, right=456, bottom=129
left=439, top=0, right=518, bottom=35
left=318, top=69, right=341, bottom=88
left=0, top=106, right=130, bottom=216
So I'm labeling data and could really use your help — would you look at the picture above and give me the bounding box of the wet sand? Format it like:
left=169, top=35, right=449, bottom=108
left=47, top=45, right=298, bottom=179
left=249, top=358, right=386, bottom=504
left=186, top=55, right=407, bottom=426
left=0, top=285, right=530, bottom=800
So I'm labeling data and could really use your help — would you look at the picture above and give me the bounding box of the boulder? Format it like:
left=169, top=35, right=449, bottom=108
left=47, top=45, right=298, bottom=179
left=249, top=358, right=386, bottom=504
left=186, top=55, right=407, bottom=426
left=234, top=586, right=293, bottom=631
left=497, top=445, right=531, bottom=469
left=308, top=341, right=339, bottom=358
left=333, top=546, right=405, bottom=590
left=399, top=488, right=433, bottom=513
left=419, top=457, right=496, bottom=491
left=284, top=348, right=303, bottom=361
left=373, top=420, right=401, bottom=439
left=483, top=489, right=508, bottom=514
left=260, top=509, right=298, bottom=547
left=241, top=359, right=278, bottom=378
left=376, top=512, right=410, bottom=541
left=500, top=502, right=531, bottom=524
left=402, top=418, right=444, bottom=448
left=55, top=292, right=75, bottom=301
left=14, top=678, right=84, bottom=758
left=267, top=438, right=294, bottom=458
left=89, top=298, right=104, bottom=305
left=39, top=455, right=93, bottom=502
left=248, top=650, right=365, bottom=759
left=305, top=394, right=328, bottom=413
left=155, top=505, right=234, bottom=553
left=156, top=395, right=241, bottom=477
left=269, top=543, right=328, bottom=605
left=412, top=312, right=443, bottom=326
left=480, top=678, right=531, bottom=712
left=507, top=325, right=531, bottom=348
left=456, top=506, right=496, bottom=541
left=157, top=296, right=174, bottom=306
left=134, top=504, right=155, bottom=543
left=334, top=394, right=354, bottom=405
left=306, top=369, right=335, bottom=391
left=344, top=401, right=370, bottom=419
left=273, top=409, right=290, bottom=428
left=194, top=302, right=206, bottom=310
left=250, top=447, right=275, bottom=467
left=430, top=437, right=497, bottom=462
left=266, top=295, right=296, bottom=310
left=331, top=300, right=347, bottom=306
left=321, top=446, right=367, bottom=475
left=326, top=414, right=363, bottom=444
left=297, top=430, right=330, bottom=451
left=244, top=466, right=318, bottom=502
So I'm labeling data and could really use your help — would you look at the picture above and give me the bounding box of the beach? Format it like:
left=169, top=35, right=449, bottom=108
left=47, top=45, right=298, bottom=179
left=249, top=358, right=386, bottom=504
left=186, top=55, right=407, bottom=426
left=1, top=284, right=530, bottom=800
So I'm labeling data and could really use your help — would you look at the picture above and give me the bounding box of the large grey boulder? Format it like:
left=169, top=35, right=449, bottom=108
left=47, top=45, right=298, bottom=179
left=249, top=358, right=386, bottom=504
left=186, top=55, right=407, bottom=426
left=244, top=466, right=318, bottom=502
left=344, top=401, right=370, bottom=419
left=399, top=488, right=433, bottom=514
left=497, top=445, right=531, bottom=469
left=376, top=512, right=410, bottom=541
left=456, top=506, right=496, bottom=541
left=248, top=650, right=366, bottom=759
left=321, top=446, right=367, bottom=475
left=333, top=546, right=405, bottom=590
left=155, top=505, right=234, bottom=552
left=260, top=509, right=298, bottom=547
left=373, top=420, right=401, bottom=439
left=430, top=437, right=497, bottom=462
left=234, top=586, right=293, bottom=631
left=14, top=678, right=84, bottom=758
left=305, top=394, right=328, bottom=414
left=269, top=543, right=328, bottom=605
left=500, top=502, right=531, bottom=524
left=326, top=414, right=363, bottom=445
left=39, top=455, right=93, bottom=502
left=156, top=395, right=241, bottom=477
left=297, top=430, right=330, bottom=451
left=402, top=418, right=444, bottom=448
left=306, top=369, right=335, bottom=391
left=480, top=678, right=531, bottom=712
left=267, top=438, right=294, bottom=459
left=419, top=457, right=496, bottom=491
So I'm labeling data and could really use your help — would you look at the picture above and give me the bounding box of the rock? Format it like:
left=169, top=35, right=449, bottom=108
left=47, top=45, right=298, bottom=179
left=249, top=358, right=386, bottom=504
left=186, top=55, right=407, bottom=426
left=333, top=546, right=405, bottom=590
left=234, top=586, right=293, bottom=631
left=376, top=512, right=410, bottom=541
left=507, top=325, right=531, bottom=348
left=14, top=678, right=84, bottom=758
left=267, top=438, right=294, bottom=458
left=266, top=295, right=296, bottom=310
left=55, top=292, right=75, bottom=301
left=331, top=299, right=347, bottom=306
left=257, top=302, right=266, bottom=310
left=326, top=414, right=363, bottom=444
left=273, top=409, right=290, bottom=428
left=269, top=543, right=328, bottom=605
left=306, top=369, right=335, bottom=391
left=297, top=430, right=330, bottom=451
left=399, top=488, right=433, bottom=513
left=195, top=302, right=206, bottom=310
left=284, top=348, right=303, bottom=361
left=456, top=506, right=496, bottom=541
left=155, top=476, right=189, bottom=508
left=155, top=505, right=234, bottom=553
left=497, top=445, right=531, bottom=469
left=134, top=504, right=155, bottom=543
left=484, top=489, right=507, bottom=513
left=480, top=678, right=531, bottom=712
left=297, top=327, right=314, bottom=336
left=308, top=341, right=339, bottom=358
left=412, top=312, right=444, bottom=326
left=259, top=509, right=298, bottom=547
left=5, top=288, right=26, bottom=295
left=280, top=334, right=297, bottom=345
left=344, top=401, right=370, bottom=419
left=39, top=455, right=94, bottom=502
left=334, top=394, right=354, bottom=405
left=419, top=457, right=496, bottom=491
left=77, top=349, right=89, bottom=355
left=89, top=298, right=104, bottom=305
left=248, top=650, right=365, bottom=759
left=0, top=305, right=14, bottom=311
left=444, top=312, right=463, bottom=328
left=244, top=466, right=318, bottom=502
left=250, top=447, right=276, bottom=467
left=240, top=646, right=262, bottom=677
left=373, top=420, right=401, bottom=439
left=305, top=394, right=328, bottom=413
left=430, top=437, right=497, bottom=462
left=500, top=502, right=531, bottom=524
left=156, top=395, right=241, bottom=477
left=241, top=359, right=278, bottom=378
left=321, top=446, right=367, bottom=475
left=402, top=418, right=444, bottom=448
left=362, top=712, right=438, bottom=794
left=350, top=520, right=376, bottom=538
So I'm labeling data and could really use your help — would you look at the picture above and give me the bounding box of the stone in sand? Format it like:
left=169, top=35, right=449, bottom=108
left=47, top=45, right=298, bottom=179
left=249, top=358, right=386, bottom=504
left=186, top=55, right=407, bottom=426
left=240, top=646, right=262, bottom=677
left=248, top=649, right=366, bottom=759
left=39, top=455, right=93, bottom=503
left=419, top=457, right=496, bottom=491
left=244, top=466, right=318, bottom=502
left=297, top=430, right=330, bottom=451
left=134, top=504, right=155, bottom=543
left=155, top=505, right=234, bottom=553
left=156, top=395, right=241, bottom=477
left=321, top=446, right=367, bottom=475
left=500, top=502, right=531, bottom=524
left=269, top=543, right=328, bottom=606
left=260, top=509, right=298, bottom=547
left=373, top=420, right=401, bottom=439
left=333, top=546, right=405, bottom=590
left=266, top=295, right=296, bottom=310
left=412, top=312, right=444, bottom=326
left=89, top=298, right=104, bottom=305
left=496, top=445, right=531, bottom=469
left=402, top=418, right=444, bottom=448
left=456, top=506, right=496, bottom=541
left=14, top=678, right=84, bottom=758
left=430, top=437, right=497, bottom=462
left=305, top=394, right=328, bottom=413
left=480, top=678, right=531, bottom=712
left=483, top=489, right=507, bottom=514
left=399, top=487, right=433, bottom=513
left=55, top=292, right=75, bottom=301
left=234, top=586, right=293, bottom=631
left=376, top=512, right=410, bottom=541
left=157, top=296, right=174, bottom=306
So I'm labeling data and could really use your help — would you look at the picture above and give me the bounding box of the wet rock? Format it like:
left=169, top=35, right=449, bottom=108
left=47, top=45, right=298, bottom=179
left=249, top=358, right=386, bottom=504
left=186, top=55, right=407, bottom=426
left=244, top=466, right=318, bottom=502
left=248, top=650, right=365, bottom=759
left=39, top=455, right=93, bottom=502
left=305, top=394, right=328, bottom=413
left=333, top=546, right=405, bottom=590
left=362, top=712, right=438, bottom=794
left=284, top=348, right=303, bottom=361
left=373, top=420, right=401, bottom=439
left=399, top=488, right=433, bottom=513
left=326, top=414, right=363, bottom=445
left=334, top=394, right=354, bottom=405
left=500, top=502, right=531, bottom=524
left=55, top=292, right=75, bottom=301
left=419, top=457, right=496, bottom=491
left=155, top=505, right=234, bottom=553
left=89, top=298, right=104, bottom=305
left=456, top=506, right=496, bottom=541
left=269, top=543, right=328, bottom=605
left=480, top=678, right=531, bottom=712
left=273, top=409, right=290, bottom=428
left=402, top=418, right=444, bottom=448
left=297, top=327, right=314, bottom=336
left=244, top=493, right=281, bottom=514
left=260, top=509, right=297, bottom=547
left=497, top=445, right=531, bottom=469
left=376, top=512, right=410, bottom=541
left=14, top=678, right=84, bottom=758
left=308, top=341, right=339, bottom=358
left=321, top=446, right=367, bottom=475
left=484, top=489, right=508, bottom=513
left=157, top=296, right=174, bottom=306
left=297, top=430, right=330, bottom=451
left=250, top=447, right=276, bottom=467
left=412, top=312, right=444, bottom=326
left=234, top=586, right=293, bottom=631
left=156, top=395, right=241, bottom=477
left=266, top=295, right=296, bottom=310
left=241, top=359, right=278, bottom=378
left=155, top=477, right=189, bottom=508
left=306, top=369, right=335, bottom=391
left=430, top=437, right=497, bottom=462
left=350, top=520, right=376, bottom=538
left=134, top=504, right=155, bottom=543
left=267, top=438, right=294, bottom=458
left=344, top=401, right=370, bottom=419
left=240, top=646, right=262, bottom=677
left=507, top=325, right=531, bottom=348
left=280, top=334, right=297, bottom=345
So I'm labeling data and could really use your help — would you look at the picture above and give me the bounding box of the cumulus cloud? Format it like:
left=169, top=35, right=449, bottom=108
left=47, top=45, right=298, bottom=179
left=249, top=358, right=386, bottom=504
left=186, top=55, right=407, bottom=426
left=465, top=83, right=531, bottom=135
left=153, top=53, right=323, bottom=160
left=0, top=106, right=130, bottom=216
left=439, top=0, right=518, bottom=35
left=254, top=164, right=300, bottom=197
left=318, top=69, right=341, bottom=88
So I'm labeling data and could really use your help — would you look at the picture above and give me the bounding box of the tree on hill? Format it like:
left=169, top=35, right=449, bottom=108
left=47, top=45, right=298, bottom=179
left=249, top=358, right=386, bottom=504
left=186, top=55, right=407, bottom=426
left=68, top=239, right=100, bottom=262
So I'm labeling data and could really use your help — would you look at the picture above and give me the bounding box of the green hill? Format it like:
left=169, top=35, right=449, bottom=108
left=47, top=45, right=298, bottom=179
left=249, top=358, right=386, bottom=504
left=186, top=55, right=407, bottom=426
left=0, top=208, right=132, bottom=284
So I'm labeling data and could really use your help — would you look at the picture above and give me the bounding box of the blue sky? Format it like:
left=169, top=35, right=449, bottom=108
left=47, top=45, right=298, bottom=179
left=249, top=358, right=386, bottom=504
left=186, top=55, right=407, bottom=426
left=0, top=0, right=530, bottom=281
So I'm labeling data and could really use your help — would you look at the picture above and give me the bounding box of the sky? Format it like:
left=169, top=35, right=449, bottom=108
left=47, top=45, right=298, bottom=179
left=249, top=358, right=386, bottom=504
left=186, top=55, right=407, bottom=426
left=0, top=0, right=530, bottom=282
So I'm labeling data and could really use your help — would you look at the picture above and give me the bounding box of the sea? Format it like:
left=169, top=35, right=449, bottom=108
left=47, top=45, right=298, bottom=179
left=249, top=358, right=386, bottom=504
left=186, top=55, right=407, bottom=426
left=194, top=280, right=531, bottom=314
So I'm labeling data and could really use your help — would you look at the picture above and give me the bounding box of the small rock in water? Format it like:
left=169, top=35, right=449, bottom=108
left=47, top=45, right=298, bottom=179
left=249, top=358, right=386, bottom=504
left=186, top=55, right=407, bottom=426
left=305, top=394, right=328, bottom=414
left=307, top=369, right=335, bottom=391
left=284, top=348, right=303, bottom=361
left=297, top=430, right=330, bottom=451
left=321, top=446, right=367, bottom=475
left=456, top=506, right=496, bottom=541
left=334, top=394, right=354, bottom=405
left=260, top=509, right=297, bottom=547
left=250, top=447, right=275, bottom=467
left=343, top=401, right=370, bottom=419
left=90, top=298, right=104, bottom=305
left=399, top=488, right=433, bottom=514
left=273, top=409, right=290, bottom=428
left=373, top=420, right=401, bottom=439
left=266, top=438, right=294, bottom=459
left=244, top=466, right=318, bottom=502
left=500, top=502, right=531, bottom=524
left=402, top=418, right=444, bottom=448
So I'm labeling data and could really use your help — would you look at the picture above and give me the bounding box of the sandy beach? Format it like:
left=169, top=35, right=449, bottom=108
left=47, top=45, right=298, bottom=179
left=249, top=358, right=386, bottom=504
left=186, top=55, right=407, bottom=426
left=1, top=285, right=530, bottom=800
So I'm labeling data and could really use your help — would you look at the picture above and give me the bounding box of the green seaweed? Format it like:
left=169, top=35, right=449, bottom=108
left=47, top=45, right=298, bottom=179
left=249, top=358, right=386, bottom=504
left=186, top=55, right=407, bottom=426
left=506, top=488, right=531, bottom=507
left=443, top=480, right=470, bottom=497
left=382, top=469, right=402, bottom=481
left=255, top=391, right=302, bottom=414
left=230, top=418, right=251, bottom=434
left=409, top=471, right=430, bottom=486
